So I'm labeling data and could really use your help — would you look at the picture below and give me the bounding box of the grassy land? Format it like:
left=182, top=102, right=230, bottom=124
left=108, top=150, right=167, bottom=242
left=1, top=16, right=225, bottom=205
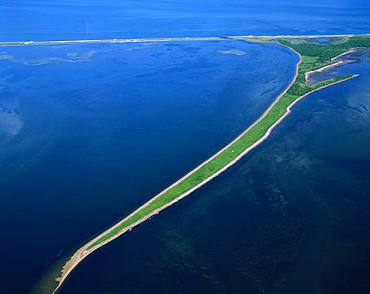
left=240, top=37, right=274, bottom=43
left=86, top=36, right=370, bottom=251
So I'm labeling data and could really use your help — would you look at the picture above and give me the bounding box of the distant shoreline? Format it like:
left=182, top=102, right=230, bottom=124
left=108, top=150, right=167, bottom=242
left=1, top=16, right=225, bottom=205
left=1, top=34, right=370, bottom=47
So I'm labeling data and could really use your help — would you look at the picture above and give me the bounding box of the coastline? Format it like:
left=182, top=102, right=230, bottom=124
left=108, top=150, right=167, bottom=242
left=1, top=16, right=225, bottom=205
left=331, top=48, right=357, bottom=60
left=304, top=48, right=358, bottom=84
left=305, top=60, right=348, bottom=82
left=1, top=34, right=370, bottom=47
left=52, top=43, right=358, bottom=293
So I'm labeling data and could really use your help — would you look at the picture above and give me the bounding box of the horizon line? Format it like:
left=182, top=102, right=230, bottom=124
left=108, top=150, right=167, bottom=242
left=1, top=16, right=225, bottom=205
left=1, top=33, right=370, bottom=47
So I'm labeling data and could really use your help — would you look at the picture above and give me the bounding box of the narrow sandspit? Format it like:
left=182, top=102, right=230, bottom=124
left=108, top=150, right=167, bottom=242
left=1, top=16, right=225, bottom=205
left=305, top=60, right=348, bottom=82
left=51, top=40, right=359, bottom=293
left=1, top=34, right=369, bottom=48
left=331, top=49, right=357, bottom=60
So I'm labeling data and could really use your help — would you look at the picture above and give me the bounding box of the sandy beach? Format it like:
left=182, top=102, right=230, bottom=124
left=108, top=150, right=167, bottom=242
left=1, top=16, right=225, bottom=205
left=1, top=34, right=370, bottom=48
left=305, top=49, right=358, bottom=84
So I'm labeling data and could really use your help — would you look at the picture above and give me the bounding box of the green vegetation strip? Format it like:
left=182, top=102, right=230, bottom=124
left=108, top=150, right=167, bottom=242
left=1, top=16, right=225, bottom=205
left=87, top=36, right=370, bottom=251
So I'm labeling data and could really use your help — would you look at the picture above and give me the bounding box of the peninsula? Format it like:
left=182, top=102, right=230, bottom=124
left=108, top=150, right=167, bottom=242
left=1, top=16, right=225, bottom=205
left=37, top=35, right=369, bottom=293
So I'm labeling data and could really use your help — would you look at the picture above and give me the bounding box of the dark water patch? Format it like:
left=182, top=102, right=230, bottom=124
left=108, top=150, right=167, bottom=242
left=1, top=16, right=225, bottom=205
left=300, top=37, right=348, bottom=45
left=314, top=38, right=331, bottom=44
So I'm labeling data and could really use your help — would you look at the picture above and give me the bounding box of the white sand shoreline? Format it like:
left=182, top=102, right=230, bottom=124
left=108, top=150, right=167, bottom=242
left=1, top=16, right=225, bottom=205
left=305, top=49, right=358, bottom=84
left=1, top=34, right=370, bottom=47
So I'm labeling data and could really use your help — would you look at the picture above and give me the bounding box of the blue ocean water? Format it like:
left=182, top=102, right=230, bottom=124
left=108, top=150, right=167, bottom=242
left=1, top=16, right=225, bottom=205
left=0, top=0, right=370, bottom=41
left=0, top=1, right=370, bottom=294
left=0, top=40, right=297, bottom=293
